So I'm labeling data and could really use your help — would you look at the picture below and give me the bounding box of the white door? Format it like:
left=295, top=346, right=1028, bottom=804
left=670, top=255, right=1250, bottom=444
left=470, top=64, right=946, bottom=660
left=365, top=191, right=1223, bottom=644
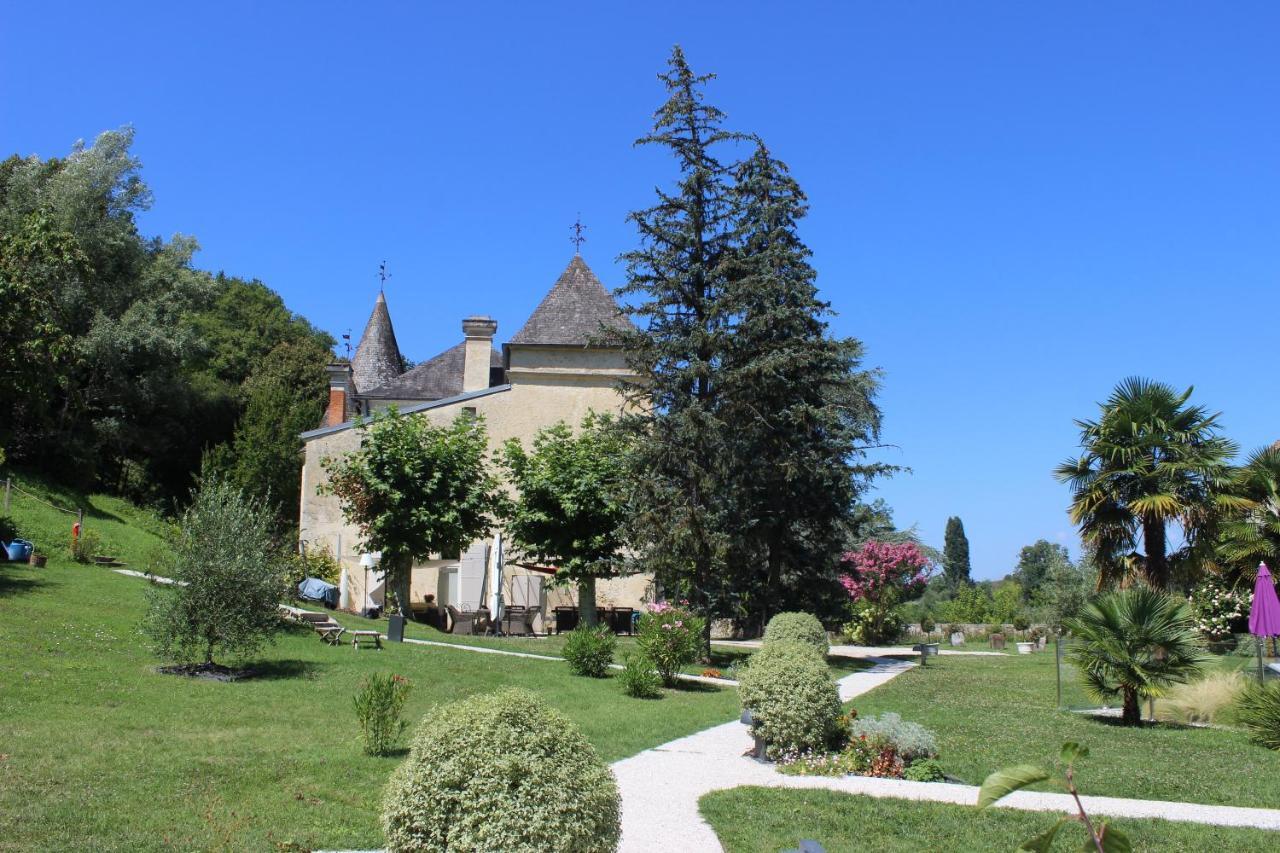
left=438, top=567, right=460, bottom=608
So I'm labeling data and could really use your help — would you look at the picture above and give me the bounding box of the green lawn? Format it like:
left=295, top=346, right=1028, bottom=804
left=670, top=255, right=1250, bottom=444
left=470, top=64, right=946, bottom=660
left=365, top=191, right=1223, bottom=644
left=851, top=651, right=1280, bottom=807
left=700, top=787, right=1277, bottom=853
left=328, top=617, right=872, bottom=679
left=0, top=483, right=740, bottom=851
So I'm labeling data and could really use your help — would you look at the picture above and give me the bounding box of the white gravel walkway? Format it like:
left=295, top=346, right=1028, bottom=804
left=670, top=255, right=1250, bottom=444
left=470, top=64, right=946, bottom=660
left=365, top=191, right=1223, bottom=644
left=611, top=656, right=1280, bottom=853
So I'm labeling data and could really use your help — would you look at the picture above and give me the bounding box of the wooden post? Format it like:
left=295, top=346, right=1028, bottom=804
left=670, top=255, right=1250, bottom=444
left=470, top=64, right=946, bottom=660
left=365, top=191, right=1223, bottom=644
left=1055, top=632, right=1063, bottom=709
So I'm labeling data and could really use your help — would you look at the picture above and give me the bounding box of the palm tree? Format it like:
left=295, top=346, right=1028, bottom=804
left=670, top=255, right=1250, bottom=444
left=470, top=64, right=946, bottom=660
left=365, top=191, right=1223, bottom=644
left=1216, top=445, right=1280, bottom=583
left=1055, top=377, right=1240, bottom=589
left=1065, top=586, right=1207, bottom=725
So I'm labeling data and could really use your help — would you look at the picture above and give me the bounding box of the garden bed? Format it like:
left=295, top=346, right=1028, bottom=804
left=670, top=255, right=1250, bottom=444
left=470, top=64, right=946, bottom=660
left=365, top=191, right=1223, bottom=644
left=851, top=652, right=1280, bottom=807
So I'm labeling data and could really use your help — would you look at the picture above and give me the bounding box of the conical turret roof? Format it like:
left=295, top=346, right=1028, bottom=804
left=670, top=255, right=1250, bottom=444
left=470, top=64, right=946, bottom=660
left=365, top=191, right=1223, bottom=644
left=509, top=255, right=633, bottom=346
left=351, top=291, right=404, bottom=393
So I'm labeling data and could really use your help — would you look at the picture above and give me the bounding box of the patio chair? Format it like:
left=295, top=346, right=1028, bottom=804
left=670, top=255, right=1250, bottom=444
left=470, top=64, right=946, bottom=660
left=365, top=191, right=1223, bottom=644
left=610, top=607, right=635, bottom=636
left=502, top=605, right=527, bottom=636
left=553, top=606, right=579, bottom=634
left=447, top=605, right=475, bottom=635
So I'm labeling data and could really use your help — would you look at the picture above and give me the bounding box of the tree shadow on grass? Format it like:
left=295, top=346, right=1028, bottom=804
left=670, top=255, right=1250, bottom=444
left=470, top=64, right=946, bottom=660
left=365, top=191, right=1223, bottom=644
left=0, top=571, right=47, bottom=598
left=250, top=659, right=324, bottom=681
left=672, top=679, right=722, bottom=694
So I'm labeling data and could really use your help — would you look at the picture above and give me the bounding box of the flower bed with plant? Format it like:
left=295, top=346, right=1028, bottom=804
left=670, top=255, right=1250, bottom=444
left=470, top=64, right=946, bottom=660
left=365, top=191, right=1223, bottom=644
left=775, top=709, right=944, bottom=781
left=636, top=601, right=704, bottom=686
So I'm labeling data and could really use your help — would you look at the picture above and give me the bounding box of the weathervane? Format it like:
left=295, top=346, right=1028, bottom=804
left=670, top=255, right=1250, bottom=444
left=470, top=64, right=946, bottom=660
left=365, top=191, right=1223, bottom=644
left=341, top=329, right=352, bottom=359
left=570, top=215, right=586, bottom=254
left=378, top=260, right=391, bottom=292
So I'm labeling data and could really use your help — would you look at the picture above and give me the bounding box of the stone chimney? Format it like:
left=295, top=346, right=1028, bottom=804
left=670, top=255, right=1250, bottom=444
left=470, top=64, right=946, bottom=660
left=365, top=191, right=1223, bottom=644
left=461, top=316, right=497, bottom=393
left=323, top=363, right=355, bottom=427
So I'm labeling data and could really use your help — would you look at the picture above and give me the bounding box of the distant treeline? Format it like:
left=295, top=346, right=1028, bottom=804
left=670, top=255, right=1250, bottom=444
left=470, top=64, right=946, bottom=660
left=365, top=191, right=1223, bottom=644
left=0, top=127, right=333, bottom=526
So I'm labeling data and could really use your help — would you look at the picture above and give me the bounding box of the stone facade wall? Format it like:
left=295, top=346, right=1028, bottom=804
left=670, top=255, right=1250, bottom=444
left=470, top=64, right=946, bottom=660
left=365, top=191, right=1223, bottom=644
left=298, top=344, right=647, bottom=616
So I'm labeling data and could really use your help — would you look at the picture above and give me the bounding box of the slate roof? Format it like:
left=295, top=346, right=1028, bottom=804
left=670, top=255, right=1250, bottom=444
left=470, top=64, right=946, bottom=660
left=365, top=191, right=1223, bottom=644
left=351, top=292, right=404, bottom=394
left=362, top=340, right=503, bottom=400
left=508, top=255, right=633, bottom=346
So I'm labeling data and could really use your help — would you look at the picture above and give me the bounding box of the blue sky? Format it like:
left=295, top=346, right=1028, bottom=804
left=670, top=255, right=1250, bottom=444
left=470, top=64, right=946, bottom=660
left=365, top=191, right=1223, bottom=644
left=4, top=2, right=1278, bottom=578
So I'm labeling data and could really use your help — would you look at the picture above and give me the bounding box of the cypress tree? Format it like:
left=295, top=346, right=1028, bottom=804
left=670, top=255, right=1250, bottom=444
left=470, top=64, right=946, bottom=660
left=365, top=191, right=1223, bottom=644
left=722, top=141, right=890, bottom=629
left=943, top=516, right=972, bottom=588
left=612, top=46, right=745, bottom=654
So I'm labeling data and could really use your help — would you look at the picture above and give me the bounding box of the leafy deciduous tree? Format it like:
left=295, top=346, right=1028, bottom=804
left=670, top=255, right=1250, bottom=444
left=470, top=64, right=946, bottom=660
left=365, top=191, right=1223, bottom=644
left=320, top=408, right=499, bottom=618
left=499, top=414, right=629, bottom=627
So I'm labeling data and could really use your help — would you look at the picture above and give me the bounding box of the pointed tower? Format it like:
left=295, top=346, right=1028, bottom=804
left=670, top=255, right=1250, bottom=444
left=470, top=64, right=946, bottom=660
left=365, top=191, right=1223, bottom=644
left=508, top=255, right=632, bottom=347
left=505, top=255, right=634, bottom=393
left=351, top=291, right=404, bottom=394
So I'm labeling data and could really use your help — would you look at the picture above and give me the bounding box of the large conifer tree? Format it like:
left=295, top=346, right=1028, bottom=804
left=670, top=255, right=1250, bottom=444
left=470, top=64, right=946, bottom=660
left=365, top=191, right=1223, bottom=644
left=614, top=48, right=891, bottom=645
left=611, top=47, right=744, bottom=650
left=721, top=142, right=890, bottom=629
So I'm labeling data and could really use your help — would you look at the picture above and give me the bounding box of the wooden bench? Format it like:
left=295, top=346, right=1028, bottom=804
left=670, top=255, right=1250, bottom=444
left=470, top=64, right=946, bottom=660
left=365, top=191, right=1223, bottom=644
left=315, top=622, right=346, bottom=645
left=351, top=630, right=382, bottom=650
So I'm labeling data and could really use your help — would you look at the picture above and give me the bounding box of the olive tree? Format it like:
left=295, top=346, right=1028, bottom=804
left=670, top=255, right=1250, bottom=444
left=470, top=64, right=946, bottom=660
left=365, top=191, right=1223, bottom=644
left=320, top=407, right=499, bottom=617
left=144, top=473, right=291, bottom=666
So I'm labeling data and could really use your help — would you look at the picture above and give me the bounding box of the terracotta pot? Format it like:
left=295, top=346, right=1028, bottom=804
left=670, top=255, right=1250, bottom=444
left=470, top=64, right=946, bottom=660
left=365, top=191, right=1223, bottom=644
left=29, top=554, right=47, bottom=568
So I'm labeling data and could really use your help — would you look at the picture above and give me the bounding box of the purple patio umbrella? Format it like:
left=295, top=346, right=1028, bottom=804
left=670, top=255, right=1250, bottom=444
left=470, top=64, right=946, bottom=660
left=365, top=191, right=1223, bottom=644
left=1249, top=562, right=1280, bottom=681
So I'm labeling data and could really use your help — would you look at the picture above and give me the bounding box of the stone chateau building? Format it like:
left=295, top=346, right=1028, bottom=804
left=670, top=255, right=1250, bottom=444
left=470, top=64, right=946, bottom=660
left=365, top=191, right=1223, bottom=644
left=297, top=255, right=651, bottom=627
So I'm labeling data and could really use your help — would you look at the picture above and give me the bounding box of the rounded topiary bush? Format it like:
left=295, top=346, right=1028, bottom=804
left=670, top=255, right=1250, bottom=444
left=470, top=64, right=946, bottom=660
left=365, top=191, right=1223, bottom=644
left=737, top=641, right=841, bottom=759
left=763, top=611, right=829, bottom=656
left=382, top=688, right=621, bottom=852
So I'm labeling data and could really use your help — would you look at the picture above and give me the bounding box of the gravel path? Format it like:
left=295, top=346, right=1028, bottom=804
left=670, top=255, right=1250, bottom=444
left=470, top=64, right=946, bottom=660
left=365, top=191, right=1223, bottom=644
left=611, top=657, right=1280, bottom=852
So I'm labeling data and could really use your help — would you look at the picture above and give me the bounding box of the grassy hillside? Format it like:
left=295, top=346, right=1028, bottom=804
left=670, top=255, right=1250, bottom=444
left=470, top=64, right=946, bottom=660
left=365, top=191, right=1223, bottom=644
left=2, top=471, right=172, bottom=568
left=0, top=477, right=739, bottom=851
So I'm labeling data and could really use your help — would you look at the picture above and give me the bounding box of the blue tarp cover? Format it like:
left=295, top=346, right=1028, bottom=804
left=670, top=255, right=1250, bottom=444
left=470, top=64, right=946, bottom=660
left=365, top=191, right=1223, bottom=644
left=297, top=576, right=338, bottom=608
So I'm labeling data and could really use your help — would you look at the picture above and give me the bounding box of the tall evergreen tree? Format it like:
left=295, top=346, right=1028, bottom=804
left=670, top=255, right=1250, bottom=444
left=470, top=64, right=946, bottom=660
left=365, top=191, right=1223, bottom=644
left=943, top=516, right=972, bottom=587
left=721, top=141, right=890, bottom=629
left=610, top=46, right=745, bottom=652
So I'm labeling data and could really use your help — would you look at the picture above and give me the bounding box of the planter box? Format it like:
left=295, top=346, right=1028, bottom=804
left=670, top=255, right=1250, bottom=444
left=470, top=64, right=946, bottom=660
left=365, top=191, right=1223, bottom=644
left=1016, top=641, right=1035, bottom=654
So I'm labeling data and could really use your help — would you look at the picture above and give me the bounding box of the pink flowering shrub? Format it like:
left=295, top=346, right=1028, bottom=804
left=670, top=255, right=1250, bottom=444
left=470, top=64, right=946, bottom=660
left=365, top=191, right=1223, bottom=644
left=840, top=541, right=933, bottom=645
left=636, top=602, right=705, bottom=686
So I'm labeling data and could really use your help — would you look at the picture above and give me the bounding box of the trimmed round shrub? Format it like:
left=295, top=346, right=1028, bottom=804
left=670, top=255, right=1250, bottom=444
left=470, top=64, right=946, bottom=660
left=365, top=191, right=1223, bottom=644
left=738, top=641, right=841, bottom=760
left=382, top=688, right=621, bottom=852
left=618, top=654, right=662, bottom=699
left=763, top=612, right=829, bottom=656
left=562, top=624, right=616, bottom=678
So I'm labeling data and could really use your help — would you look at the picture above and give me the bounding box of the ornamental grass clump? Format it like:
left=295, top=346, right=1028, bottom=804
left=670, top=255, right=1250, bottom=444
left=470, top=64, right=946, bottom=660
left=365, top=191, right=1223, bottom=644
left=636, top=602, right=704, bottom=686
left=762, top=612, right=829, bottom=656
left=1159, top=671, right=1243, bottom=725
left=618, top=654, right=662, bottom=699
left=354, top=673, right=412, bottom=756
left=562, top=624, right=616, bottom=678
left=382, top=688, right=620, bottom=853
left=737, top=641, right=841, bottom=760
